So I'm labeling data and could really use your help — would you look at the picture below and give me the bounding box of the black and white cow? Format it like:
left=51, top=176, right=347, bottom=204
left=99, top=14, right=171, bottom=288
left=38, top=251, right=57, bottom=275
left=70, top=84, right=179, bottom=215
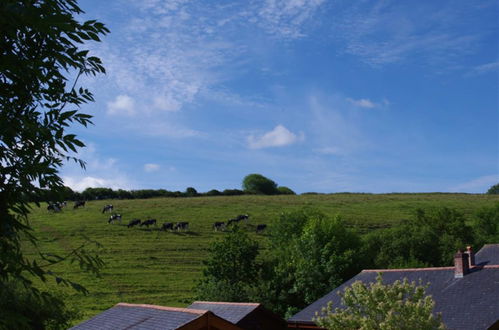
left=74, top=200, right=86, bottom=209
left=127, top=219, right=141, bottom=228
left=102, top=204, right=113, bottom=213
left=108, top=213, right=122, bottom=224
left=236, top=214, right=249, bottom=222
left=47, top=203, right=61, bottom=212
left=227, top=218, right=240, bottom=226
left=140, top=219, right=157, bottom=227
left=174, top=222, right=189, bottom=231
left=256, top=224, right=267, bottom=233
left=161, top=222, right=174, bottom=231
left=212, top=221, right=225, bottom=231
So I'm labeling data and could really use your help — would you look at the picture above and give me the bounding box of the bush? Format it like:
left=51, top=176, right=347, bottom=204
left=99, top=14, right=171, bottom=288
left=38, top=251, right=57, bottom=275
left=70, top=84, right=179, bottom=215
left=277, top=186, right=296, bottom=195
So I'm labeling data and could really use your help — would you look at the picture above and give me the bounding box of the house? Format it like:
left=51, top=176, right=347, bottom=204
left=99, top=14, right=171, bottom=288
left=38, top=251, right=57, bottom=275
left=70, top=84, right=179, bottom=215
left=71, top=301, right=286, bottom=329
left=187, top=301, right=287, bottom=330
left=70, top=303, right=242, bottom=330
left=288, top=244, right=499, bottom=330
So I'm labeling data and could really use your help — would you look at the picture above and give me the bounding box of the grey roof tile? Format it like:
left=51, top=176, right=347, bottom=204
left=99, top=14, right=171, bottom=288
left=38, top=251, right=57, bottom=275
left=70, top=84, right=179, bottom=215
left=475, top=244, right=499, bottom=265
left=71, top=304, right=206, bottom=330
left=187, top=301, right=260, bottom=324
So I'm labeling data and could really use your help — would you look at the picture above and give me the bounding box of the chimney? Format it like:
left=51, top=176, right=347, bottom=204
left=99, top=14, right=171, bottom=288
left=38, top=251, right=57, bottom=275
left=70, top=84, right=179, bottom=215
left=465, top=245, right=475, bottom=268
left=454, top=250, right=469, bottom=278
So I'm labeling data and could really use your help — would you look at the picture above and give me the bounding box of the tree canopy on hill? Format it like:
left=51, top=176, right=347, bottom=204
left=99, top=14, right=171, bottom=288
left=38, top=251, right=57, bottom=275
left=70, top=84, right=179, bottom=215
left=0, top=0, right=108, bottom=327
left=242, top=173, right=279, bottom=195
left=487, top=183, right=499, bottom=194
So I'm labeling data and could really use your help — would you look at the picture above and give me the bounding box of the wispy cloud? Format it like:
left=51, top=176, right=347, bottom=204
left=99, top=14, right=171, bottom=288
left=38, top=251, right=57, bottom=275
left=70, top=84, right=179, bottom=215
left=330, top=1, right=484, bottom=66
left=347, top=97, right=389, bottom=109
left=257, top=0, right=325, bottom=39
left=468, top=61, right=499, bottom=76
left=62, top=143, right=133, bottom=191
left=107, top=94, right=135, bottom=116
left=248, top=125, right=303, bottom=149
left=309, top=94, right=366, bottom=156
left=144, top=163, right=160, bottom=172
left=449, top=174, right=498, bottom=193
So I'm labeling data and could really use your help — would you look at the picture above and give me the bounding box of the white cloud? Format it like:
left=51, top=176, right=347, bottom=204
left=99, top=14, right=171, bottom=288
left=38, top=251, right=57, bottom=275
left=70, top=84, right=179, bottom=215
left=347, top=98, right=376, bottom=108
left=107, top=95, right=135, bottom=116
left=248, top=125, right=303, bottom=149
left=63, top=176, right=131, bottom=192
left=144, top=163, right=160, bottom=172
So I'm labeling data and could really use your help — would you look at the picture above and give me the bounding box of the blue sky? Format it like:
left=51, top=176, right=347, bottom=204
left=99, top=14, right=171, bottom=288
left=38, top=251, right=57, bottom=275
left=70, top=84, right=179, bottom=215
left=62, top=0, right=498, bottom=193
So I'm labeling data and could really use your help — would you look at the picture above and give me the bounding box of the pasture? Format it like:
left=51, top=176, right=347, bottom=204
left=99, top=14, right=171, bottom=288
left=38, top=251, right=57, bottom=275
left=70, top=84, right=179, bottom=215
left=23, top=193, right=499, bottom=323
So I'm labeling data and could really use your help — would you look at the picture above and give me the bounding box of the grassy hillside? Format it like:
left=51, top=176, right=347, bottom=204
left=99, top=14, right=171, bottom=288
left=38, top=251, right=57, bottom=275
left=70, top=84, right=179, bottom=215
left=24, top=193, right=499, bottom=323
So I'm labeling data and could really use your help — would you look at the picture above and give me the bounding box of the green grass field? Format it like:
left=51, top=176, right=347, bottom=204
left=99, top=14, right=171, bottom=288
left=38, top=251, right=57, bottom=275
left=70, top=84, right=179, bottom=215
left=24, top=193, right=499, bottom=323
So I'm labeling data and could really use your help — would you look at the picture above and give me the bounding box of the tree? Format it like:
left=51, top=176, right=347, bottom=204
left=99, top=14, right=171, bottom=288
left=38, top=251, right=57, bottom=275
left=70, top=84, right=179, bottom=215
left=314, top=274, right=445, bottom=330
left=185, top=187, right=198, bottom=197
left=242, top=173, right=278, bottom=195
left=363, top=207, right=474, bottom=269
left=196, top=227, right=259, bottom=302
left=487, top=183, right=499, bottom=194
left=254, top=210, right=362, bottom=317
left=1, top=0, right=108, bottom=327
left=473, top=203, right=499, bottom=246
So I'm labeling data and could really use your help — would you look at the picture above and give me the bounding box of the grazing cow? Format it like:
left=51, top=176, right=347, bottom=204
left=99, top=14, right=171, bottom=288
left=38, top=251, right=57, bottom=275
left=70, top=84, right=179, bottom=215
left=236, top=214, right=249, bottom=222
left=127, top=219, right=141, bottom=228
left=227, top=218, right=240, bottom=226
left=74, top=200, right=86, bottom=209
left=47, top=203, right=61, bottom=212
left=174, top=222, right=189, bottom=231
left=102, top=204, right=113, bottom=213
left=212, top=221, right=225, bottom=231
left=161, top=222, right=174, bottom=231
left=108, top=213, right=122, bottom=224
left=256, top=224, right=267, bottom=233
left=140, top=219, right=157, bottom=227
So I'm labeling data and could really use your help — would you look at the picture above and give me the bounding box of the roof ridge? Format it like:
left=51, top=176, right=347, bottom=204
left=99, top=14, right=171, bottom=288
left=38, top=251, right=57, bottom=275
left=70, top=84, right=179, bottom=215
left=483, top=265, right=499, bottom=269
left=191, top=301, right=261, bottom=306
left=362, top=266, right=455, bottom=272
left=116, top=303, right=208, bottom=314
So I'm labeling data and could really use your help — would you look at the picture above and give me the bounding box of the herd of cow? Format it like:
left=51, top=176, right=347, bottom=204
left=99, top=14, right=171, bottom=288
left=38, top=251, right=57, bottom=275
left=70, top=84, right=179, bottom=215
left=47, top=201, right=268, bottom=233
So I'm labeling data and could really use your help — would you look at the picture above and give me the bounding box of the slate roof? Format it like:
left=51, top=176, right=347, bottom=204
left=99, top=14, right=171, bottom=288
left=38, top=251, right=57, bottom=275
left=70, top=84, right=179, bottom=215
left=289, top=244, right=499, bottom=330
left=475, top=244, right=499, bottom=266
left=187, top=301, right=260, bottom=324
left=71, top=303, right=207, bottom=330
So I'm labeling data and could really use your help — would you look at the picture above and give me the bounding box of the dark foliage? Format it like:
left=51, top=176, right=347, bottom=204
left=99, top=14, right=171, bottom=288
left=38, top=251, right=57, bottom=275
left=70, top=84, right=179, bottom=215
left=487, top=183, right=499, bottom=194
left=0, top=0, right=108, bottom=327
left=363, top=207, right=475, bottom=268
left=196, top=227, right=259, bottom=302
left=242, top=173, right=279, bottom=195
